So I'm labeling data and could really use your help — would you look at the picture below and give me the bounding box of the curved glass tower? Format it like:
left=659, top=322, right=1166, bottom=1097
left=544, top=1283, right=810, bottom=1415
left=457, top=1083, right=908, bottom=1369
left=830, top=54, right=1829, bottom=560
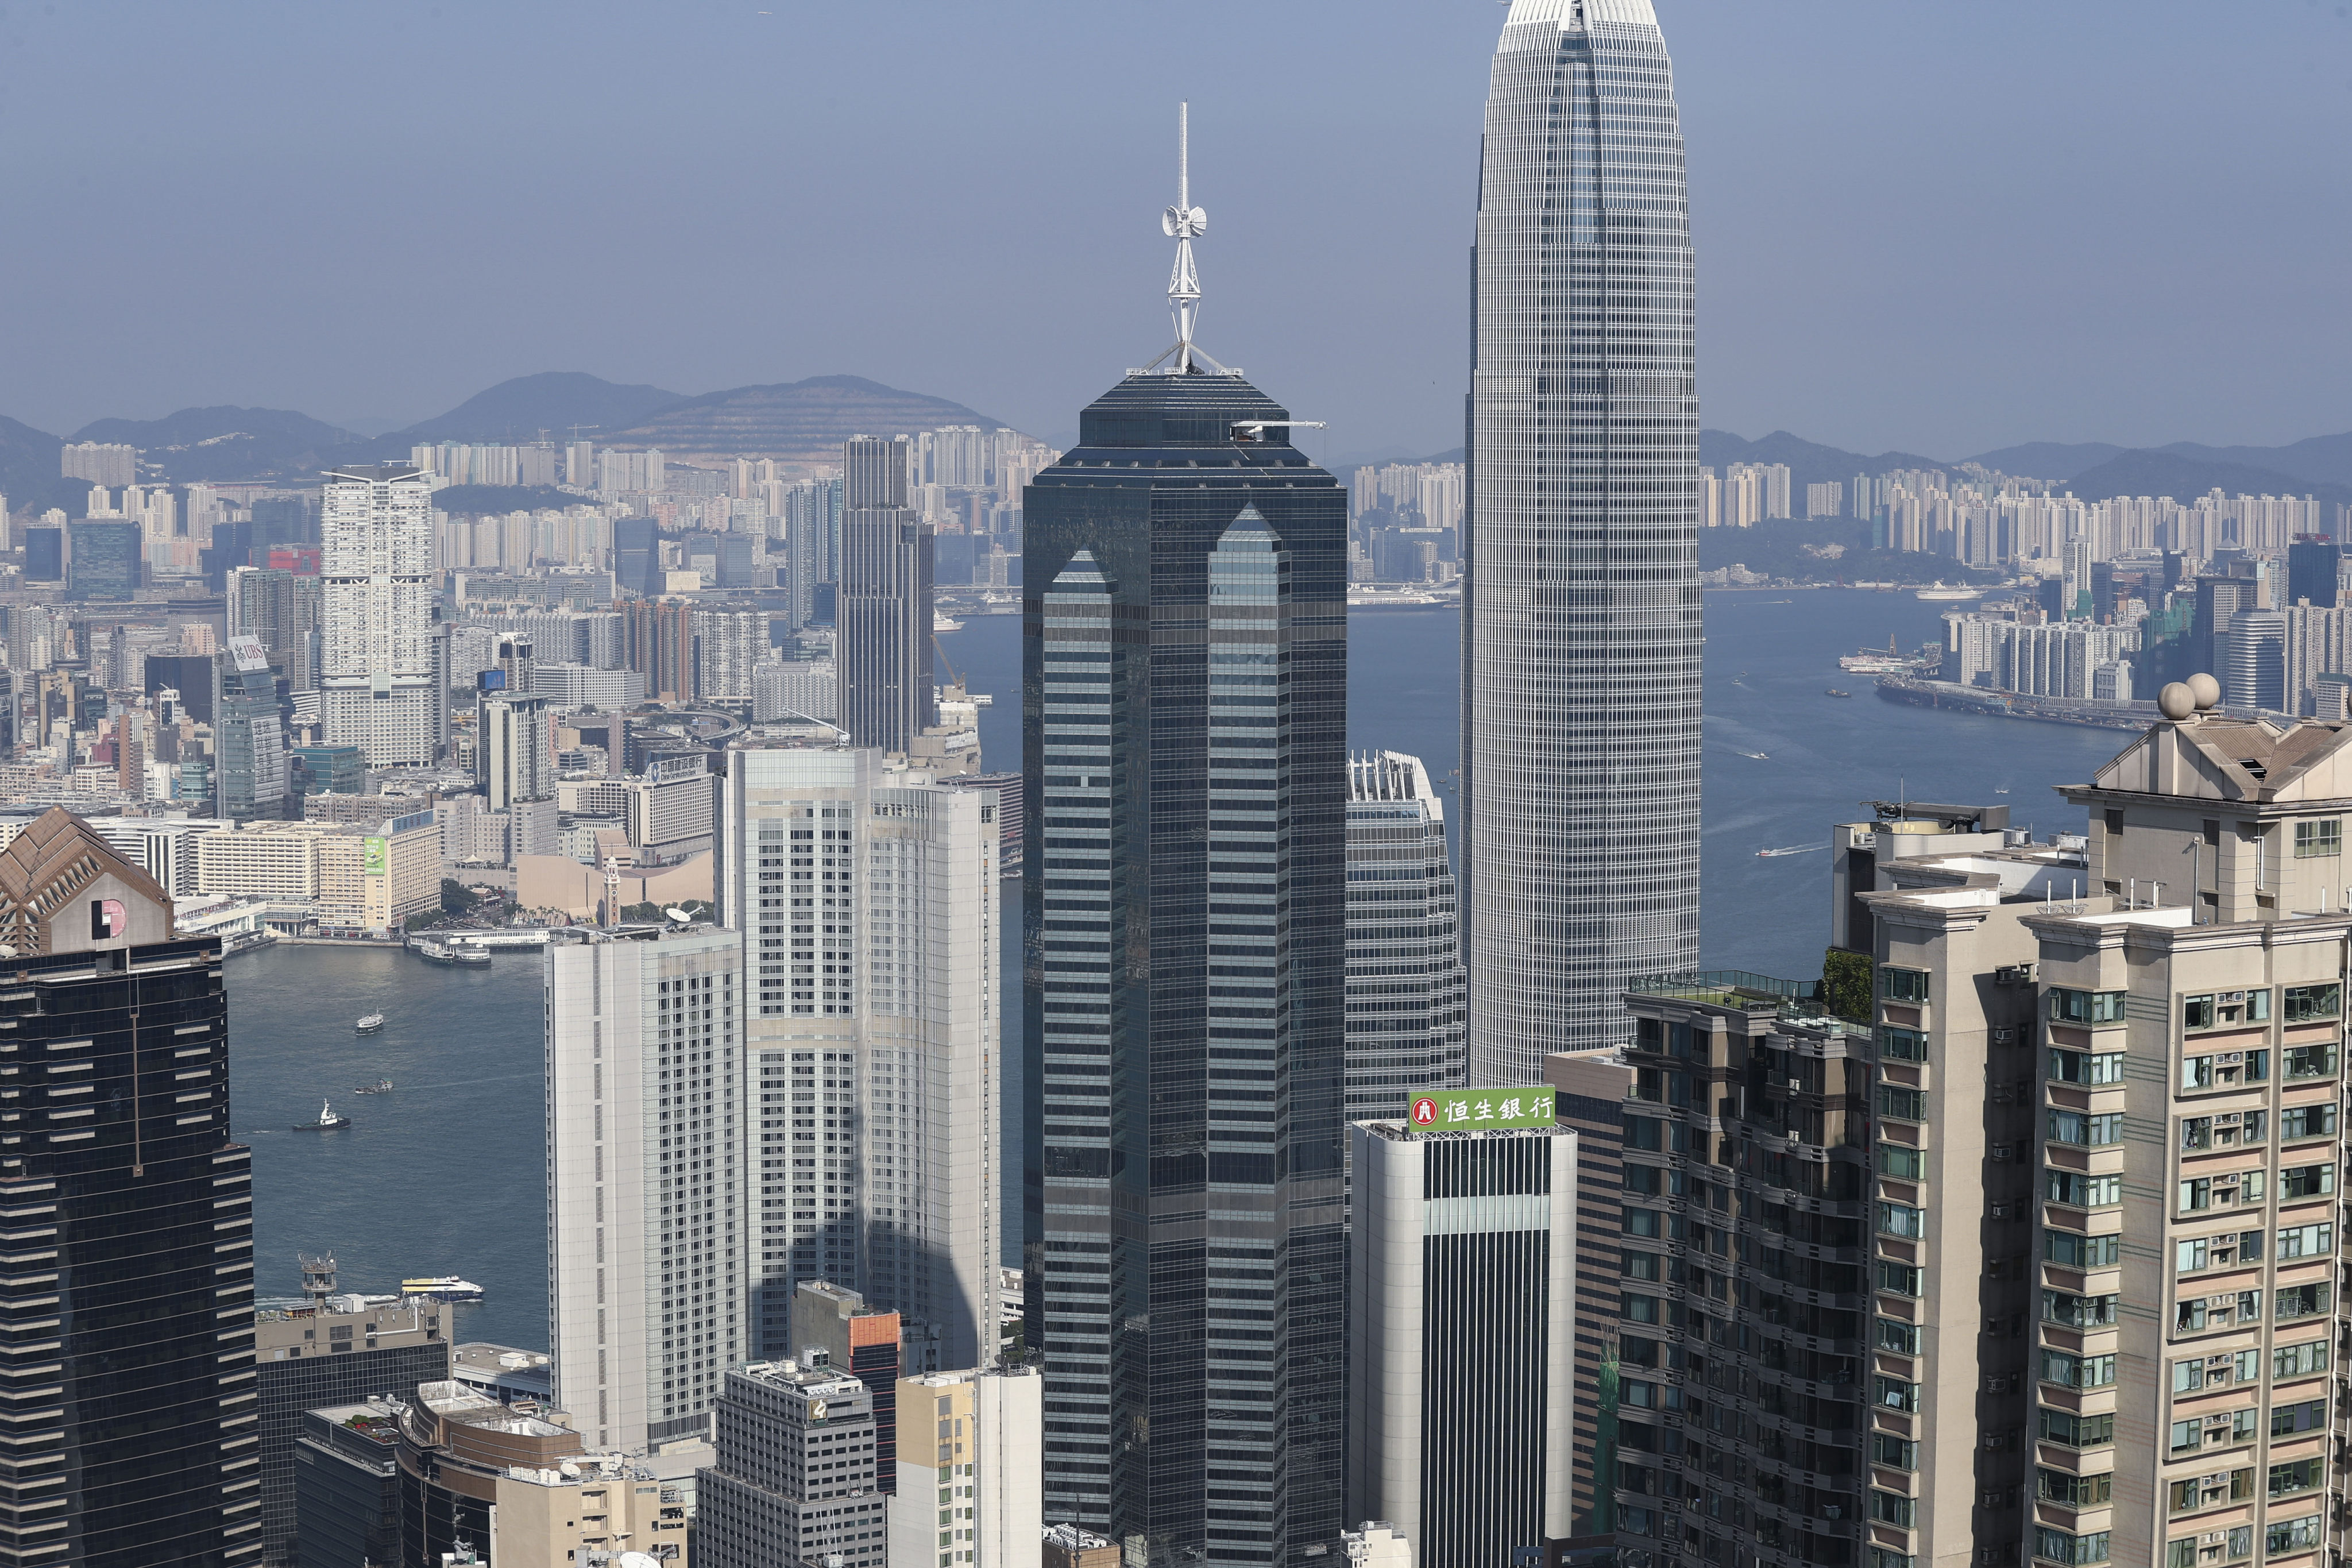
left=1464, top=0, right=1702, bottom=1080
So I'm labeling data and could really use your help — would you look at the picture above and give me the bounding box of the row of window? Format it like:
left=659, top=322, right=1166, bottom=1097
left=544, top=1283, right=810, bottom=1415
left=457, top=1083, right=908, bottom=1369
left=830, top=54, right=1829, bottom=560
left=2173, top=1338, right=2331, bottom=1392
left=1878, top=971, right=2342, bottom=1029
left=2162, top=1517, right=2320, bottom=1567
left=2175, top=1281, right=2332, bottom=1332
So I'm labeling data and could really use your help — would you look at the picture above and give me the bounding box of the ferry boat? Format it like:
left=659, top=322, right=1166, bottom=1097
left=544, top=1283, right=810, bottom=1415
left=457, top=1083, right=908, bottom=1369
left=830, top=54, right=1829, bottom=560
left=933, top=613, right=965, bottom=633
left=293, top=1099, right=350, bottom=1131
left=354, top=1014, right=385, bottom=1033
left=401, top=1276, right=486, bottom=1302
left=353, top=1079, right=393, bottom=1095
left=1914, top=586, right=1984, bottom=603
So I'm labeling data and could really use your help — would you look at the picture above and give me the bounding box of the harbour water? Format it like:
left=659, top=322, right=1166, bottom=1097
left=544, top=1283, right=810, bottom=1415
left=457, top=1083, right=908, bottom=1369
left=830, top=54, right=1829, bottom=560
left=230, top=587, right=2138, bottom=1354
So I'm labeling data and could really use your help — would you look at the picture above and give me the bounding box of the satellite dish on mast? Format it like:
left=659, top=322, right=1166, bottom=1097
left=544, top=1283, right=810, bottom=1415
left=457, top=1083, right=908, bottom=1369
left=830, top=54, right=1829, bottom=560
left=665, top=907, right=694, bottom=925
left=1161, top=204, right=1206, bottom=238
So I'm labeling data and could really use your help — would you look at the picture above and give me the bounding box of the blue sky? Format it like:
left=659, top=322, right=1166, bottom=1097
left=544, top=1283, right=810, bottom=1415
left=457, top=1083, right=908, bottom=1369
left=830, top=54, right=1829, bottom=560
left=5, top=2, right=2349, bottom=461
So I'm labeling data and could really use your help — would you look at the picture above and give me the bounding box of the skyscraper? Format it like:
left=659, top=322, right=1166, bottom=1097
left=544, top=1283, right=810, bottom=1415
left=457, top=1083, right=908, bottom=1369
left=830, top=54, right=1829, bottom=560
left=837, top=438, right=935, bottom=754
left=715, top=747, right=1002, bottom=1370
left=1464, top=0, right=1702, bottom=1077
left=1022, top=107, right=1347, bottom=1565
left=0, top=808, right=260, bottom=1566
left=214, top=637, right=289, bottom=822
left=320, top=463, right=437, bottom=765
left=1343, top=751, right=1465, bottom=1126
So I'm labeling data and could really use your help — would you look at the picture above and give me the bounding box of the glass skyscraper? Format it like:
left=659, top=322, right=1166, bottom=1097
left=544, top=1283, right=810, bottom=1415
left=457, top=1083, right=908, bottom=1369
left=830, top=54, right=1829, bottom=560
left=837, top=437, right=936, bottom=754
left=1023, top=373, right=1347, bottom=1566
left=1464, top=0, right=1702, bottom=1079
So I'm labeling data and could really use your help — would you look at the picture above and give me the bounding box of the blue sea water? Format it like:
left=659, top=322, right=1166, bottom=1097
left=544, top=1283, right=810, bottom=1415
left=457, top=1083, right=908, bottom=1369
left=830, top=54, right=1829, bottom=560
left=233, top=588, right=2135, bottom=1353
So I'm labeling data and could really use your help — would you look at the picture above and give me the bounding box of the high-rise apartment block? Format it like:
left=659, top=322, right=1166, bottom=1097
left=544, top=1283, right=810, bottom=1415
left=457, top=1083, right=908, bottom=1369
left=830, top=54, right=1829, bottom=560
left=1024, top=373, right=1348, bottom=1554
left=716, top=748, right=1002, bottom=1369
left=695, top=1360, right=886, bottom=1568
left=320, top=464, right=437, bottom=764
left=61, top=440, right=137, bottom=486
left=1345, top=751, right=1465, bottom=1125
left=1346, top=1110, right=1581, bottom=1568
left=838, top=438, right=936, bottom=754
left=0, top=809, right=260, bottom=1566
left=888, top=1364, right=1044, bottom=1568
left=547, top=924, right=747, bottom=1454
left=1808, top=481, right=1844, bottom=520
left=480, top=692, right=552, bottom=813
left=1466, top=0, right=1701, bottom=1075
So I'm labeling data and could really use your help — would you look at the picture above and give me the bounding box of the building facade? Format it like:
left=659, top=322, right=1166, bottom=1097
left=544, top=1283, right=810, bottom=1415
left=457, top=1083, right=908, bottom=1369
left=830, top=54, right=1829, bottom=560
left=715, top=747, right=1002, bottom=1370
left=1346, top=1116, right=1579, bottom=1568
left=1022, top=372, right=1348, bottom=1562
left=887, top=1364, right=1043, bottom=1568
left=694, top=1361, right=885, bottom=1568
left=837, top=438, right=936, bottom=754
left=1344, top=751, right=1465, bottom=1125
left=0, top=808, right=261, bottom=1566
left=215, top=637, right=289, bottom=822
left=547, top=925, right=746, bottom=1454
left=320, top=464, right=437, bottom=764
left=1464, top=0, right=1702, bottom=1075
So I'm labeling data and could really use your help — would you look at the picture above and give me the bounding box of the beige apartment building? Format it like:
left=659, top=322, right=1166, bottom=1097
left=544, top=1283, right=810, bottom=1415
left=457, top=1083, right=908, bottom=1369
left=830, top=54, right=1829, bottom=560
left=189, top=812, right=441, bottom=934
left=1843, top=682, right=2352, bottom=1568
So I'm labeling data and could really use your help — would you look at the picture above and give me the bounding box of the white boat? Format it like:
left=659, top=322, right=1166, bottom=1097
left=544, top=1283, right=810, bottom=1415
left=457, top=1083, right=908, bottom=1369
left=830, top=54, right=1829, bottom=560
left=1737, top=750, right=1770, bottom=761
left=933, top=613, right=965, bottom=633
left=354, top=1014, right=385, bottom=1033
left=293, top=1099, right=350, bottom=1131
left=401, top=1276, right=486, bottom=1302
left=1914, top=587, right=1983, bottom=603
left=1757, top=843, right=1825, bottom=858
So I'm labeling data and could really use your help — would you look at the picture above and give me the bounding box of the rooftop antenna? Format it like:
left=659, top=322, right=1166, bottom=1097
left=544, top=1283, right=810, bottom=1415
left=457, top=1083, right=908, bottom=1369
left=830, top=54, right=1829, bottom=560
left=1142, top=102, right=1229, bottom=376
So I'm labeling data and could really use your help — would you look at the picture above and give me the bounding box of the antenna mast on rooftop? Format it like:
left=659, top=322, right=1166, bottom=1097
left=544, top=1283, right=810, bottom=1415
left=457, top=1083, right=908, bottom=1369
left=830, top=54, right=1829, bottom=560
left=1144, top=102, right=1229, bottom=376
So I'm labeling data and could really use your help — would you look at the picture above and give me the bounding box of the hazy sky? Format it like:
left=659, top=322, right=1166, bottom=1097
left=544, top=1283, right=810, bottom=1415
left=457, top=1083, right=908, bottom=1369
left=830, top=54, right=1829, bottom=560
left=5, top=2, right=2349, bottom=462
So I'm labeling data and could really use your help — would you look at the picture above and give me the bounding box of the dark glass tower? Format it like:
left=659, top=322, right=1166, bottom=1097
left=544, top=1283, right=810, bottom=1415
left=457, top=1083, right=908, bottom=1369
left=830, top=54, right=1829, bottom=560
left=1022, top=372, right=1347, bottom=1566
left=837, top=436, right=936, bottom=753
left=0, top=808, right=258, bottom=1566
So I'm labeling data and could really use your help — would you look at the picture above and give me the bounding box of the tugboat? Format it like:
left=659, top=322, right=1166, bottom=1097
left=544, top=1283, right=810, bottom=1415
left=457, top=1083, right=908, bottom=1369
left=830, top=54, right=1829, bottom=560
left=354, top=1014, right=385, bottom=1033
left=292, top=1099, right=351, bottom=1131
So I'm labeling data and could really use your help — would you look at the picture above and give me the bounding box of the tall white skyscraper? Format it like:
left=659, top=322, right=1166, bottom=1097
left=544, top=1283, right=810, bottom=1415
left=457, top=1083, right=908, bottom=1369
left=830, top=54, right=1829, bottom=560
left=717, top=747, right=1002, bottom=1372
left=547, top=925, right=747, bottom=1454
left=1465, top=0, right=1701, bottom=1077
left=320, top=462, right=438, bottom=764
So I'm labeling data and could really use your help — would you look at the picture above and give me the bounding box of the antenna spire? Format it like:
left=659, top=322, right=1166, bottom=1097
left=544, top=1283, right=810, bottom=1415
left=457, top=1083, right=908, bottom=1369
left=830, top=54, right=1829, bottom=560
left=1148, top=101, right=1225, bottom=375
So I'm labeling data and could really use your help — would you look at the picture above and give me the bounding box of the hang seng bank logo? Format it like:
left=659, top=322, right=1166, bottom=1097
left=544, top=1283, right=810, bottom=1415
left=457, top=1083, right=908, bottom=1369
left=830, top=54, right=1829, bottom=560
left=1409, top=1089, right=1554, bottom=1131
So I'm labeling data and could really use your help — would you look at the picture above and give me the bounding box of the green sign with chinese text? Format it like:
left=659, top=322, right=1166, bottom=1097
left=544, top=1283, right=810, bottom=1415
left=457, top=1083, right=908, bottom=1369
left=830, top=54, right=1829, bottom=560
left=1407, top=1086, right=1556, bottom=1134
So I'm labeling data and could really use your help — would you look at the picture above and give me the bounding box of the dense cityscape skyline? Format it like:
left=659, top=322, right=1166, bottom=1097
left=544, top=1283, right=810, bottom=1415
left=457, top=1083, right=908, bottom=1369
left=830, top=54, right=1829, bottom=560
left=1, top=5, right=2346, bottom=457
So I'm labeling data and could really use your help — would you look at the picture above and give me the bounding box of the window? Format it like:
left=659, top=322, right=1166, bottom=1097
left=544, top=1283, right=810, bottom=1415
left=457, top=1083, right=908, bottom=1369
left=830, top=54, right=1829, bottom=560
left=2283, top=1042, right=2336, bottom=1080
left=1876, top=1317, right=1921, bottom=1354
left=1621, top=1207, right=1661, bottom=1238
left=2276, top=1222, right=2333, bottom=1260
left=1874, top=1375, right=1918, bottom=1412
left=1882, top=968, right=1929, bottom=1003
left=2176, top=1293, right=2261, bottom=1332
left=2037, top=1409, right=2114, bottom=1449
left=2267, top=1515, right=2323, bottom=1554
left=2041, top=1349, right=2116, bottom=1389
left=1870, top=1551, right=1916, bottom=1568
left=2033, top=1527, right=2109, bottom=1566
left=1621, top=1293, right=1660, bottom=1324
left=2045, top=1171, right=2122, bottom=1208
left=2183, top=994, right=2215, bottom=1030
left=2275, top=1281, right=2332, bottom=1321
left=2045, top=1231, right=2120, bottom=1268
left=2273, top=1339, right=2328, bottom=1380
left=1878, top=1144, right=1925, bottom=1180
left=2048, top=1110, right=2123, bottom=1146
left=2049, top=1048, right=2125, bottom=1085
left=2268, top=1457, right=2323, bottom=1499
left=1877, top=1261, right=1924, bottom=1297
left=1871, top=1433, right=1919, bottom=1470
left=1625, top=1118, right=1663, bottom=1152
left=1878, top=1085, right=1927, bottom=1122
left=2171, top=1357, right=2206, bottom=1395
left=2169, top=1419, right=2203, bottom=1457
left=2283, top=982, right=2341, bottom=1022
left=2048, top=988, right=2127, bottom=1025
left=1620, top=1252, right=1660, bottom=1281
left=2042, top=1289, right=2118, bottom=1327
left=1878, top=1202, right=1925, bottom=1239
left=2270, top=1399, right=2327, bottom=1438
left=1871, top=1490, right=1916, bottom=1528
left=2037, top=1469, right=2110, bottom=1507
left=1880, top=1024, right=1928, bottom=1062
left=2281, top=1163, right=2335, bottom=1199
left=2294, top=819, right=2341, bottom=858
left=2280, top=1100, right=2336, bottom=1141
